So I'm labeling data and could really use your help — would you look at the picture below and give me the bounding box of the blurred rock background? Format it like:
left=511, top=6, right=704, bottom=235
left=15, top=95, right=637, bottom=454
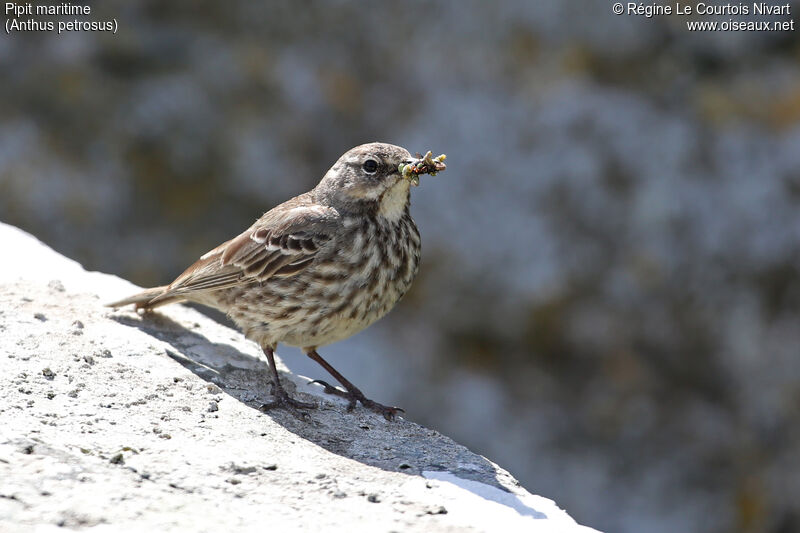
left=2, top=2, right=799, bottom=532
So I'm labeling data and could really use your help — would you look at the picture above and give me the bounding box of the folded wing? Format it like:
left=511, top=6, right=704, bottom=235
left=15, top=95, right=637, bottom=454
left=148, top=202, right=337, bottom=305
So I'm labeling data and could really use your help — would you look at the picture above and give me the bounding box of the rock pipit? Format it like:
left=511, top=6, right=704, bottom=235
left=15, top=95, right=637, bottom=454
left=109, top=143, right=446, bottom=419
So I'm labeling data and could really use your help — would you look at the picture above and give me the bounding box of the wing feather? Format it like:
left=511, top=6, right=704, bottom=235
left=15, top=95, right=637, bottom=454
left=157, top=200, right=337, bottom=301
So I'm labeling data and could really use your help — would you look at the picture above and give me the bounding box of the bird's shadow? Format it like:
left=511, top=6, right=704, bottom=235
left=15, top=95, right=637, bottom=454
left=110, top=309, right=546, bottom=520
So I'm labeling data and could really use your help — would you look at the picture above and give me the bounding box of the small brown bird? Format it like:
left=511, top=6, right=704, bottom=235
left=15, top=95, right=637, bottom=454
left=109, top=143, right=446, bottom=419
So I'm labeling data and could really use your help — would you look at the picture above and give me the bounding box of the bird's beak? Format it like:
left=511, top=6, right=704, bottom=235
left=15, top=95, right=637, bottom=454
left=398, top=151, right=447, bottom=186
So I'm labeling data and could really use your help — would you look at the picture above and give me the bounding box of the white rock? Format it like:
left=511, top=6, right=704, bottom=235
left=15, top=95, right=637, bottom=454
left=0, top=222, right=598, bottom=533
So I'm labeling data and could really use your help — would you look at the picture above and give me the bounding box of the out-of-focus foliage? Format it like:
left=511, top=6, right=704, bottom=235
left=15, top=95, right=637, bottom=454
left=2, top=2, right=799, bottom=532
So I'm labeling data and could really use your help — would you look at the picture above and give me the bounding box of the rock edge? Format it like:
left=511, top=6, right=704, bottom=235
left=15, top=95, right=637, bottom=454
left=0, top=222, right=597, bottom=533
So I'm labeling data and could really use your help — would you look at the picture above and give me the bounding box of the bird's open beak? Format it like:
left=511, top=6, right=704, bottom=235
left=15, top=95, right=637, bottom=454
left=398, top=151, right=447, bottom=186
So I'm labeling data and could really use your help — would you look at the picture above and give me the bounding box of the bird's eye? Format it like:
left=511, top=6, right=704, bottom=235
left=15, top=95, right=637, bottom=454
left=362, top=159, right=378, bottom=174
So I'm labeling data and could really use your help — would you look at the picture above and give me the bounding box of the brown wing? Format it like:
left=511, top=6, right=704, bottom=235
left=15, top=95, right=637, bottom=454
left=149, top=202, right=337, bottom=304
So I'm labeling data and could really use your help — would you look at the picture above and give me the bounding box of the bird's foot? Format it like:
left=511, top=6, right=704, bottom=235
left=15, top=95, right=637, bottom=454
left=259, top=384, right=317, bottom=412
left=309, top=379, right=358, bottom=409
left=309, top=380, right=404, bottom=421
left=361, top=398, right=405, bottom=421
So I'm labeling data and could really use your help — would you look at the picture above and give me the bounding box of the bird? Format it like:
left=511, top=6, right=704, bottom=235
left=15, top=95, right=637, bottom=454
left=108, top=142, right=446, bottom=420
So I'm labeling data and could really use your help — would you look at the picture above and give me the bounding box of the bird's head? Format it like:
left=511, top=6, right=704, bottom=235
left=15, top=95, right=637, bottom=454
left=314, top=142, right=445, bottom=220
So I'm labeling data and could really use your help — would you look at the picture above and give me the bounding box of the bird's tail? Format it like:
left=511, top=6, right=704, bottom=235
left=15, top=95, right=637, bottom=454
left=106, top=286, right=184, bottom=310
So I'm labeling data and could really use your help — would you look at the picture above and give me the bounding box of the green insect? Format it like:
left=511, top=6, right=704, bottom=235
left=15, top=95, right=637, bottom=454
left=398, top=151, right=447, bottom=187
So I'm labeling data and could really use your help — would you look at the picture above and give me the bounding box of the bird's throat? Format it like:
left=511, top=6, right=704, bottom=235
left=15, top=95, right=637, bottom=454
left=378, top=180, right=411, bottom=223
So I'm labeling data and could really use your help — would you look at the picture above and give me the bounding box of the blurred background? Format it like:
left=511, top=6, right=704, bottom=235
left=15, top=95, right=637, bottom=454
left=2, top=1, right=800, bottom=531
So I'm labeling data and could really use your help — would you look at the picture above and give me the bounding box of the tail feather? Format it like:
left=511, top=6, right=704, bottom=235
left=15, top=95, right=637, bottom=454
left=106, top=286, right=184, bottom=310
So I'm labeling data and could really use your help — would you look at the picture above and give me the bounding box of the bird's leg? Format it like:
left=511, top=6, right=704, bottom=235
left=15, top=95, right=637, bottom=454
left=259, top=345, right=316, bottom=411
left=306, top=349, right=404, bottom=420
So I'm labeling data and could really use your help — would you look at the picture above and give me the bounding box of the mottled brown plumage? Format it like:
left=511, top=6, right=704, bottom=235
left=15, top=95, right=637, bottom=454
left=109, top=142, right=445, bottom=419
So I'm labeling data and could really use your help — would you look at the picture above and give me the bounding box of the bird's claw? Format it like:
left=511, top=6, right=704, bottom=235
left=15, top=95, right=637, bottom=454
left=309, top=379, right=357, bottom=410
left=310, top=380, right=404, bottom=420
left=361, top=399, right=405, bottom=421
left=308, top=379, right=341, bottom=395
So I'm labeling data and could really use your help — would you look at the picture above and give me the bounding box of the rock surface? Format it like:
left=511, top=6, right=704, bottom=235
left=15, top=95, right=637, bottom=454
left=0, top=222, right=597, bottom=533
